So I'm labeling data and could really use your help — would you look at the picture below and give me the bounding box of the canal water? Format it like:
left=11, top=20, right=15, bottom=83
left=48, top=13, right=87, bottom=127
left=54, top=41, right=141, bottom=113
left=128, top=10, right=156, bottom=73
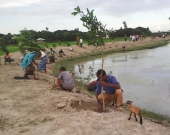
left=74, top=42, right=170, bottom=117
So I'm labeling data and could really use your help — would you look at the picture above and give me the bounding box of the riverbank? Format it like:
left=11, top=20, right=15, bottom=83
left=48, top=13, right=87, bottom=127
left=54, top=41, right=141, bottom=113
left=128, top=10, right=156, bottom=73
left=0, top=36, right=170, bottom=135
left=53, top=36, right=170, bottom=123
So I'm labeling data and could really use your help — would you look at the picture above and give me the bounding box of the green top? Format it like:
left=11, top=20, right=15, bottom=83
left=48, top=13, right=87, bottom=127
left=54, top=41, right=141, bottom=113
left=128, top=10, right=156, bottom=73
left=50, top=50, right=56, bottom=55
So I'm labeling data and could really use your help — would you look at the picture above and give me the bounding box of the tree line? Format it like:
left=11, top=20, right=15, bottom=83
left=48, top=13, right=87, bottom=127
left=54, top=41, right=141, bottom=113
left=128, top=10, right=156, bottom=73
left=0, top=26, right=167, bottom=48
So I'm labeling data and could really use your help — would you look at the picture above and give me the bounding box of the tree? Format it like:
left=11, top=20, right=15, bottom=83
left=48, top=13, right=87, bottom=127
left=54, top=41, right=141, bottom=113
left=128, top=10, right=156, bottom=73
left=12, top=28, right=46, bottom=54
left=72, top=6, right=106, bottom=47
left=72, top=6, right=107, bottom=111
left=0, top=38, right=8, bottom=52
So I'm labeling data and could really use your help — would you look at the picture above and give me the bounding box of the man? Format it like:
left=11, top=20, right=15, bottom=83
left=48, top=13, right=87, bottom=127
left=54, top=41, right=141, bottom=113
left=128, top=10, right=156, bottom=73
left=96, top=69, right=123, bottom=112
left=59, top=49, right=66, bottom=57
left=20, top=51, right=40, bottom=80
left=57, top=67, right=75, bottom=91
left=49, top=48, right=56, bottom=63
left=76, top=37, right=80, bottom=45
left=79, top=38, right=83, bottom=47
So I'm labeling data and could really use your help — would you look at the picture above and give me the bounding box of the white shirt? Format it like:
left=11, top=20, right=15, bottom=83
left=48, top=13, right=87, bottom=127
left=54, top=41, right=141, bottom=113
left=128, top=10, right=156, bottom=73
left=80, top=39, right=83, bottom=43
left=69, top=46, right=73, bottom=51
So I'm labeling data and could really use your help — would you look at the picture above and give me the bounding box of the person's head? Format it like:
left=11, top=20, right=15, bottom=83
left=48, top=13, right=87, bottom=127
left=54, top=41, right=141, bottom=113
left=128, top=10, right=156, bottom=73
left=60, top=67, right=66, bottom=72
left=36, top=51, right=41, bottom=58
left=6, top=51, right=9, bottom=55
left=96, top=69, right=107, bottom=81
left=50, top=48, right=52, bottom=51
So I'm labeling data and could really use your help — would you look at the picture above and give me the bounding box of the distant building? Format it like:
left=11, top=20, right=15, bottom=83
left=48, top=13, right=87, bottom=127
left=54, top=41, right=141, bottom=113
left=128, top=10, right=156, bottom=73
left=37, top=38, right=45, bottom=44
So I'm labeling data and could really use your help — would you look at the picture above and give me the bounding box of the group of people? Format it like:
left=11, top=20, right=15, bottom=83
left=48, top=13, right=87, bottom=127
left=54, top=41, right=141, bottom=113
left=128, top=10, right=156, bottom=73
left=6, top=49, right=123, bottom=112
left=20, top=51, right=75, bottom=91
left=19, top=51, right=123, bottom=112
left=76, top=37, right=83, bottom=47
left=20, top=51, right=47, bottom=79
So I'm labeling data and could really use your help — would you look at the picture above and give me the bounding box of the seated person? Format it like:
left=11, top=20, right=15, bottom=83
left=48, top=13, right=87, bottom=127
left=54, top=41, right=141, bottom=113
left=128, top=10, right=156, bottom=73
left=87, top=80, right=97, bottom=91
left=56, top=67, right=75, bottom=91
left=69, top=46, right=73, bottom=51
left=4, top=51, right=14, bottom=64
left=59, top=49, right=66, bottom=57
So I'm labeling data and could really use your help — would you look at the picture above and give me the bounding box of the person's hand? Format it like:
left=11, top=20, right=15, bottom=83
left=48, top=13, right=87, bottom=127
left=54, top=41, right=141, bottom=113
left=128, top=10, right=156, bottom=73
left=100, top=81, right=107, bottom=87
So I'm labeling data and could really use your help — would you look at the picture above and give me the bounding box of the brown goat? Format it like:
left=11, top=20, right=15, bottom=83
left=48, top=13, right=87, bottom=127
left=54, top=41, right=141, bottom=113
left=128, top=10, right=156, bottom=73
left=126, top=100, right=143, bottom=125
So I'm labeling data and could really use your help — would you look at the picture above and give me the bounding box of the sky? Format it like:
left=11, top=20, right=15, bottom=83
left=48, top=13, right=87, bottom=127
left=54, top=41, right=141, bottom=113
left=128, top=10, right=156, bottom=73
left=0, top=0, right=170, bottom=35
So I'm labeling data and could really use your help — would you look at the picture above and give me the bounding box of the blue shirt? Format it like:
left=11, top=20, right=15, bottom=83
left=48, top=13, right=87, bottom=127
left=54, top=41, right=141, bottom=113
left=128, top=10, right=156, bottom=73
left=96, top=75, right=119, bottom=94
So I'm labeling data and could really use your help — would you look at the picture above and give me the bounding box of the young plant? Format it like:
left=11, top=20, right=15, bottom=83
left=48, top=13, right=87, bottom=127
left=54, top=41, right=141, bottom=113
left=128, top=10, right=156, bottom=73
left=72, top=6, right=106, bottom=47
left=72, top=6, right=107, bottom=111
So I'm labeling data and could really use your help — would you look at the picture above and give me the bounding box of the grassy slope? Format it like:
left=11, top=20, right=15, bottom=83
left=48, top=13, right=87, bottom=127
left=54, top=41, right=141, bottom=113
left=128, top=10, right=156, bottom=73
left=0, top=38, right=125, bottom=56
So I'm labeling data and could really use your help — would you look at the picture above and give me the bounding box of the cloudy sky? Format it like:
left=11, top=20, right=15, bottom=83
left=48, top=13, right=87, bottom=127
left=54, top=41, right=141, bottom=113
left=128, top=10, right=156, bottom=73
left=0, top=0, right=170, bottom=34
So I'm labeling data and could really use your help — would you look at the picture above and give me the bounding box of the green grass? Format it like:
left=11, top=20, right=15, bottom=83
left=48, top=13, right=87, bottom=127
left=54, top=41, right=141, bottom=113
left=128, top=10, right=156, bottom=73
left=124, top=106, right=170, bottom=123
left=0, top=37, right=123, bottom=56
left=0, top=45, right=20, bottom=56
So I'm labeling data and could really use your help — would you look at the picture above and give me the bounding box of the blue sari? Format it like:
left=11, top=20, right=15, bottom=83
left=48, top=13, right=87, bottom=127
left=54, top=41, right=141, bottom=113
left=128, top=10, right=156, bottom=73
left=38, top=56, right=48, bottom=70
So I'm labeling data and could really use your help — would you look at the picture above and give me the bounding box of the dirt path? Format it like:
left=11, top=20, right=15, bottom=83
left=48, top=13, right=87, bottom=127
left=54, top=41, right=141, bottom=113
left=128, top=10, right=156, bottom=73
left=0, top=37, right=170, bottom=135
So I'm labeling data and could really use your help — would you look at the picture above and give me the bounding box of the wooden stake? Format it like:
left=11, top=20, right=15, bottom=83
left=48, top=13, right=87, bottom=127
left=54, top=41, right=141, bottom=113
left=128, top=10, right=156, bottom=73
left=52, top=63, right=55, bottom=85
left=36, top=59, right=39, bottom=78
left=101, top=45, right=105, bottom=112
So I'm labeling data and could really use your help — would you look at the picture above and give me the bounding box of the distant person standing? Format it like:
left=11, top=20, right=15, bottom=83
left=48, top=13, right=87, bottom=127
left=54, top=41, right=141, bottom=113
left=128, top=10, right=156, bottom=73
left=79, top=38, right=83, bottom=47
left=125, top=34, right=127, bottom=42
left=76, top=37, right=80, bottom=45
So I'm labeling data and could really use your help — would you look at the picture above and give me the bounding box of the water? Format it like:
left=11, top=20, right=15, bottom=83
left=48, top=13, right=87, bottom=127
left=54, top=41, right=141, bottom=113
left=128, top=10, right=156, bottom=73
left=74, top=42, right=170, bottom=117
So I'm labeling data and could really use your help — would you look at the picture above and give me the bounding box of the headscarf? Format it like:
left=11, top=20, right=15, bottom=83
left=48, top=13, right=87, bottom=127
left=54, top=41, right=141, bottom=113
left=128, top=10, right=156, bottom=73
left=40, top=51, right=46, bottom=58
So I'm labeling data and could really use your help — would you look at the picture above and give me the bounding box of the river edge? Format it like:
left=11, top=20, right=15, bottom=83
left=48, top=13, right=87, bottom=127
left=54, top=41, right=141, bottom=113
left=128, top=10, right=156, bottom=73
left=54, top=39, right=170, bottom=125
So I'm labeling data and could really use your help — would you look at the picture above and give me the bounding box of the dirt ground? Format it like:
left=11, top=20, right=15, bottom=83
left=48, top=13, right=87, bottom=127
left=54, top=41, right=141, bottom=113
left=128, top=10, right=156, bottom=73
left=0, top=37, right=170, bottom=135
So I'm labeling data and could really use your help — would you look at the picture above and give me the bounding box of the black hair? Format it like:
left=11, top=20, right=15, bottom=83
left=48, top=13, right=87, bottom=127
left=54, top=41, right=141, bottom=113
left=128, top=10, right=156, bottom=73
left=60, top=67, right=66, bottom=71
left=6, top=51, right=9, bottom=54
left=96, top=69, right=106, bottom=77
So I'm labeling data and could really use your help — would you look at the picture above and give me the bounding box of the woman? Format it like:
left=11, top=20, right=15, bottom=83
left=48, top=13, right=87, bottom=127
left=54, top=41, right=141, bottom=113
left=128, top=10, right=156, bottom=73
left=38, top=51, right=48, bottom=73
left=21, top=51, right=39, bottom=80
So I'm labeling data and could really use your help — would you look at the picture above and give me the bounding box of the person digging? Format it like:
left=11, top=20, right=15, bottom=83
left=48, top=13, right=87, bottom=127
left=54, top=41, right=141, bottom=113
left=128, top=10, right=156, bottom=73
left=95, top=69, right=123, bottom=112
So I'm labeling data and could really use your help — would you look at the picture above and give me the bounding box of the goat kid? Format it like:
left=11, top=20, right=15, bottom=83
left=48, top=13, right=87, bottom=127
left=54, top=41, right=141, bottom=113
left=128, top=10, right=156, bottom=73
left=126, top=100, right=143, bottom=125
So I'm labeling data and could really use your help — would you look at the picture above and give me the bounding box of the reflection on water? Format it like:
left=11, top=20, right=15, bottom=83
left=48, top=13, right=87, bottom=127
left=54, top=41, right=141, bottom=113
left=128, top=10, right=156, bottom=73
left=78, top=64, right=84, bottom=74
left=74, top=43, right=170, bottom=117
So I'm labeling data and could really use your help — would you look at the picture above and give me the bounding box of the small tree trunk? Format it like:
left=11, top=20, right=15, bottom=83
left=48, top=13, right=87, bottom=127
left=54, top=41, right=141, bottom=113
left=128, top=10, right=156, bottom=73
left=101, top=45, right=105, bottom=111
